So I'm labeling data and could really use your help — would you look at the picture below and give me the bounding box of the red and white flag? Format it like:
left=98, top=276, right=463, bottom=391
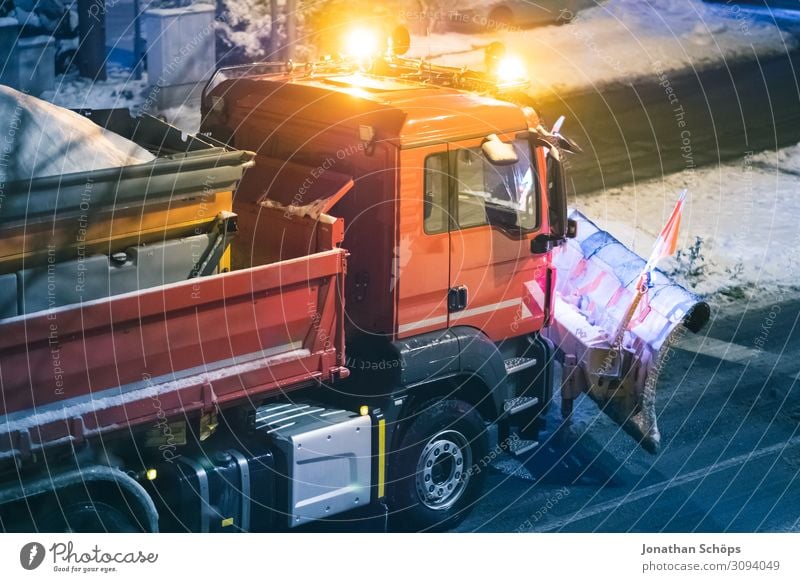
left=642, top=189, right=687, bottom=278
left=615, top=190, right=688, bottom=338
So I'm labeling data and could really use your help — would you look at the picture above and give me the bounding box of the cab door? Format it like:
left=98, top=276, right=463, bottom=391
left=395, top=144, right=451, bottom=338
left=446, top=135, right=551, bottom=341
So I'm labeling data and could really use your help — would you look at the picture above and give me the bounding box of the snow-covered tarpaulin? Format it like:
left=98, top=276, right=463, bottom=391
left=0, top=84, right=154, bottom=184
left=546, top=209, right=710, bottom=453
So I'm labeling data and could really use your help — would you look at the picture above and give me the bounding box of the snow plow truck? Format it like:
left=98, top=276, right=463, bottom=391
left=0, top=35, right=709, bottom=532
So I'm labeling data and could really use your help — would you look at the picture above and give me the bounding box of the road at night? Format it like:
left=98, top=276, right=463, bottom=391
left=456, top=297, right=800, bottom=532
left=534, top=48, right=800, bottom=196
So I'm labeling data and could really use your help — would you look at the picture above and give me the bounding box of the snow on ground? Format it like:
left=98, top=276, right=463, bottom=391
left=42, top=67, right=148, bottom=112
left=408, top=0, right=796, bottom=97
left=570, top=145, right=800, bottom=303
left=159, top=105, right=203, bottom=135
left=41, top=67, right=202, bottom=134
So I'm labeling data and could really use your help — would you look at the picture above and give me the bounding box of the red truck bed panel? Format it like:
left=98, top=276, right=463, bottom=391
left=0, top=247, right=347, bottom=459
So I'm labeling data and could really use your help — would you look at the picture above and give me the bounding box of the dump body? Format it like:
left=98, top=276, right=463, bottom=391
left=0, top=232, right=347, bottom=458
left=0, top=110, right=244, bottom=277
left=0, top=110, right=348, bottom=460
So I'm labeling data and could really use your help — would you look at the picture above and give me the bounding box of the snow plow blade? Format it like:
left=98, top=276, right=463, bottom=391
left=545, top=210, right=710, bottom=453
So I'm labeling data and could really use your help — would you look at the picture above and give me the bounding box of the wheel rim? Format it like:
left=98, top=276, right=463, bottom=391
left=415, top=429, right=472, bottom=510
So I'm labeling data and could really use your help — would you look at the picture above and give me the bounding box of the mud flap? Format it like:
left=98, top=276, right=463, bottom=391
left=545, top=210, right=710, bottom=453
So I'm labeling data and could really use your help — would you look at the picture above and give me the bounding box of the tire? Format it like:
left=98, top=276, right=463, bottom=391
left=40, top=499, right=141, bottom=533
left=389, top=399, right=488, bottom=532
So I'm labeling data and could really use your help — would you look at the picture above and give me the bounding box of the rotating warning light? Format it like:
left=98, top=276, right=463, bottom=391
left=343, top=27, right=381, bottom=59
left=494, top=55, right=528, bottom=85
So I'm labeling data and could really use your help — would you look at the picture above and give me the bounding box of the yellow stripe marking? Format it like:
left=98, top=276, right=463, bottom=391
left=378, top=419, right=386, bottom=498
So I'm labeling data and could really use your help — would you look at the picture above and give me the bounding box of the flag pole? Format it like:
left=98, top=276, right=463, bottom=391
left=610, top=190, right=687, bottom=351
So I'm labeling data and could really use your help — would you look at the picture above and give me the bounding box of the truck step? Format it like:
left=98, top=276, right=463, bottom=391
left=503, top=395, right=540, bottom=415
left=504, top=356, right=537, bottom=375
left=508, top=437, right=540, bottom=457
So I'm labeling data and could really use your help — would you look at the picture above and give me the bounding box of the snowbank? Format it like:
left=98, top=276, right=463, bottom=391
left=409, top=0, right=795, bottom=97
left=42, top=66, right=148, bottom=111
left=571, top=145, right=800, bottom=301
left=0, top=84, right=154, bottom=184
left=42, top=67, right=201, bottom=134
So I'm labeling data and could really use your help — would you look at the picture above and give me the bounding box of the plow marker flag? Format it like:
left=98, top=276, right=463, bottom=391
left=644, top=189, right=687, bottom=277
left=614, top=189, right=688, bottom=342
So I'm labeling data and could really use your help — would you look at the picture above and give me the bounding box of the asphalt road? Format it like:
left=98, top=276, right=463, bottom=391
left=534, top=47, right=800, bottom=196
left=455, top=290, right=800, bottom=533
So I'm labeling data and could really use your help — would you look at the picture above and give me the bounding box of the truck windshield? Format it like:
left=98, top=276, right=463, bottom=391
left=455, top=138, right=537, bottom=232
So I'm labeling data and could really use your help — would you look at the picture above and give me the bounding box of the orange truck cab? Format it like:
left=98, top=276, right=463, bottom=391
left=201, top=54, right=575, bottom=529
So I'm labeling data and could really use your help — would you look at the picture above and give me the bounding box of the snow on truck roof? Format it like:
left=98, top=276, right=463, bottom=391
left=219, top=71, right=528, bottom=146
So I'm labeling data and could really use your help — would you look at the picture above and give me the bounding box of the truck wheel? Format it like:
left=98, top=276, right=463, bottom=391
left=390, top=399, right=487, bottom=531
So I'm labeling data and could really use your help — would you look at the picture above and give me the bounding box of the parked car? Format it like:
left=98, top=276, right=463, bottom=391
left=443, top=0, right=599, bottom=32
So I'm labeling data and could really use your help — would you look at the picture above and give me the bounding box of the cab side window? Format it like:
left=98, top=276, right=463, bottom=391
left=424, top=152, right=449, bottom=234
left=454, top=148, right=491, bottom=229
left=454, top=140, right=538, bottom=232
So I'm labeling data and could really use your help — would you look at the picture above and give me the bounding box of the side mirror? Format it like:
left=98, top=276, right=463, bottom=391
left=530, top=218, right=577, bottom=254
left=531, top=234, right=553, bottom=255
left=481, top=134, right=518, bottom=166
left=547, top=153, right=568, bottom=239
left=566, top=218, right=578, bottom=239
left=526, top=120, right=576, bottom=250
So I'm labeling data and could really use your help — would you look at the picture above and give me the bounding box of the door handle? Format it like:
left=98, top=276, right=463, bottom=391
left=448, top=285, right=468, bottom=313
